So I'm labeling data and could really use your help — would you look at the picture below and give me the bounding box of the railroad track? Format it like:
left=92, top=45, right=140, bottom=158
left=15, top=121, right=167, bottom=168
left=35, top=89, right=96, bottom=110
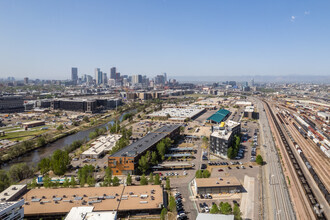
left=264, top=100, right=326, bottom=219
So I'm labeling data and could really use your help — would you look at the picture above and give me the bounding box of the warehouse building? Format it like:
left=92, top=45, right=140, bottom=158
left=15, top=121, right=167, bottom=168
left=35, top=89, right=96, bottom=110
left=194, top=177, right=242, bottom=194
left=209, top=120, right=241, bottom=158
left=243, top=106, right=259, bottom=119
left=23, top=185, right=164, bottom=219
left=148, top=107, right=205, bottom=120
left=22, top=121, right=45, bottom=129
left=109, top=125, right=181, bottom=175
left=206, top=109, right=230, bottom=124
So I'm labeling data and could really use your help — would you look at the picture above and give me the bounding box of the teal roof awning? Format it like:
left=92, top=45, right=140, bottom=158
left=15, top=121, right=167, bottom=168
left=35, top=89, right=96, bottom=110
left=206, top=109, right=230, bottom=123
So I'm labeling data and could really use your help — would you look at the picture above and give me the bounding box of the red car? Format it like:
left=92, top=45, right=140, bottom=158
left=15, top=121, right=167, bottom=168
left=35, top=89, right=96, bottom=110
left=218, top=169, right=224, bottom=172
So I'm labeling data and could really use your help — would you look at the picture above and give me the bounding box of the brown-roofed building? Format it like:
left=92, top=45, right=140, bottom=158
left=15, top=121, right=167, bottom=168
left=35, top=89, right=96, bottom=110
left=22, top=185, right=164, bottom=219
left=194, top=177, right=242, bottom=194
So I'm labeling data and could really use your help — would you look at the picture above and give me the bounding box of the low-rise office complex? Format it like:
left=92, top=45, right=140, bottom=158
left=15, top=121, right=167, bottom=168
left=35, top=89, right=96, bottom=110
left=194, top=177, right=242, bottom=194
left=0, top=95, right=24, bottom=113
left=210, top=120, right=241, bottom=157
left=23, top=185, right=164, bottom=219
left=51, top=98, right=122, bottom=113
left=0, top=185, right=27, bottom=202
left=81, top=134, right=121, bottom=159
left=0, top=200, right=24, bottom=220
left=109, top=124, right=181, bottom=175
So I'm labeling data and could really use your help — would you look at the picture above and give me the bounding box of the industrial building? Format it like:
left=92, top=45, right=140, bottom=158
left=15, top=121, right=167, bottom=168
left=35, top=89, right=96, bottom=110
left=23, top=185, right=164, bottom=219
left=196, top=213, right=234, bottom=220
left=209, top=120, right=241, bottom=157
left=0, top=200, right=24, bottom=220
left=51, top=98, right=122, bottom=113
left=80, top=134, right=121, bottom=159
left=109, top=124, right=181, bottom=175
left=148, top=108, right=205, bottom=120
left=243, top=106, right=259, bottom=119
left=0, top=95, right=24, bottom=113
left=194, top=177, right=242, bottom=194
left=22, top=121, right=45, bottom=129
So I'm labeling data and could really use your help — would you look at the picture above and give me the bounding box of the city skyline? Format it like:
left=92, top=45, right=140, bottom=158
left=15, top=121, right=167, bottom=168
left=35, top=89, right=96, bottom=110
left=1, top=0, right=330, bottom=79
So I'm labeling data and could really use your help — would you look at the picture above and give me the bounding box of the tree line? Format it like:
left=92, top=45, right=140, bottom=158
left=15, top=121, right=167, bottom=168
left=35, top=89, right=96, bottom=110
left=210, top=202, right=242, bottom=220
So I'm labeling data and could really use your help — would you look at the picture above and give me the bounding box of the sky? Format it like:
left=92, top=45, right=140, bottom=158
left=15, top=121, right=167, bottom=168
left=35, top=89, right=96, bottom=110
left=0, top=0, right=330, bottom=80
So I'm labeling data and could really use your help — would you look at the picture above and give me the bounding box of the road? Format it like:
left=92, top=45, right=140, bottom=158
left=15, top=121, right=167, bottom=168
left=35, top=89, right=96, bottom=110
left=253, top=97, right=295, bottom=220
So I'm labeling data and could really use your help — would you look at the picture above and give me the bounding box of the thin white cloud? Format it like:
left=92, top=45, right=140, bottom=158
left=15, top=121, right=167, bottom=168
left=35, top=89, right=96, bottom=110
left=290, top=15, right=296, bottom=22
left=304, top=11, right=310, bottom=15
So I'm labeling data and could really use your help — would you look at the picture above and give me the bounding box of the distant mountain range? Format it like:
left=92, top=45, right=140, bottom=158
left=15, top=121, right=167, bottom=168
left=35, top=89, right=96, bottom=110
left=174, top=75, right=330, bottom=84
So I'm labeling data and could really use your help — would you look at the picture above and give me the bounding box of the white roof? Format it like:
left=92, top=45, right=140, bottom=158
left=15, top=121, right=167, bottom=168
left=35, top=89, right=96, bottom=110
left=0, top=184, right=26, bottom=202
left=196, top=213, right=234, bottom=220
left=149, top=107, right=205, bottom=119
left=82, top=134, right=121, bottom=156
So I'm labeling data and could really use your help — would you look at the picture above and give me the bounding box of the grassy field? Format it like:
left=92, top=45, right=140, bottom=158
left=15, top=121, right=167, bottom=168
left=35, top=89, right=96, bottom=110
left=0, top=129, right=48, bottom=141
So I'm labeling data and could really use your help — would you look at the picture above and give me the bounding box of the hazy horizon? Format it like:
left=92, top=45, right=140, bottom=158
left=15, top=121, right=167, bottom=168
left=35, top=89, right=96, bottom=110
left=1, top=0, right=330, bottom=79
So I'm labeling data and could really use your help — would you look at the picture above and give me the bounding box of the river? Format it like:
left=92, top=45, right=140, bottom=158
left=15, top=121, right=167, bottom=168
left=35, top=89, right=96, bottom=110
left=1, top=109, right=137, bottom=171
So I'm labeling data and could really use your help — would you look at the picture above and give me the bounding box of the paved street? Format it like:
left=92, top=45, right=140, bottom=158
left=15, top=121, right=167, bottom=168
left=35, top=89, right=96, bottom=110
left=253, top=97, right=295, bottom=220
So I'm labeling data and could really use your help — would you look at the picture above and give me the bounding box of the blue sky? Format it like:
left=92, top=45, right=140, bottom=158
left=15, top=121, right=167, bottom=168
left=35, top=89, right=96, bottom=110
left=0, top=0, right=329, bottom=80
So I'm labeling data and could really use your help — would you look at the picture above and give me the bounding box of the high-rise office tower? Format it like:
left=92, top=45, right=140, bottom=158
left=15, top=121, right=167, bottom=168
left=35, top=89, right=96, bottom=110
left=24, top=77, right=29, bottom=84
left=71, top=67, right=78, bottom=83
left=115, top=72, right=121, bottom=82
left=132, top=75, right=142, bottom=85
left=95, top=68, right=103, bottom=85
left=110, top=67, right=116, bottom=79
left=163, top=72, right=167, bottom=82
left=102, top=73, right=108, bottom=85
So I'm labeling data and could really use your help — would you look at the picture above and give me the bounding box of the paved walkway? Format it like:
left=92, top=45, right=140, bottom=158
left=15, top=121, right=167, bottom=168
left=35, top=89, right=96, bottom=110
left=241, top=175, right=255, bottom=220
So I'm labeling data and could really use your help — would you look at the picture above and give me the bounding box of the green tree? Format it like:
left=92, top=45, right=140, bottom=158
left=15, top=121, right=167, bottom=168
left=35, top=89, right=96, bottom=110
left=56, top=124, right=64, bottom=131
left=43, top=175, right=52, bottom=188
left=227, top=147, right=234, bottom=159
left=83, top=116, right=89, bottom=123
left=148, top=173, right=154, bottom=183
left=140, top=174, right=148, bottom=185
left=51, top=150, right=70, bottom=175
left=256, top=155, right=263, bottom=165
left=151, top=151, right=158, bottom=165
left=38, top=158, right=51, bottom=175
left=36, top=136, right=46, bottom=147
left=165, top=178, right=170, bottom=190
left=195, top=170, right=203, bottom=178
left=220, top=202, right=232, bottom=215
left=63, top=177, right=70, bottom=188
left=126, top=174, right=132, bottom=186
left=138, top=155, right=149, bottom=174
left=154, top=174, right=161, bottom=185
left=0, top=170, right=11, bottom=192
left=168, top=195, right=176, bottom=212
left=70, top=176, right=76, bottom=187
left=156, top=142, right=166, bottom=161
left=160, top=208, right=167, bottom=220
left=8, top=163, right=34, bottom=183
left=210, top=203, right=220, bottom=214
left=87, top=176, right=96, bottom=187
left=112, top=176, right=120, bottom=186
left=202, top=169, right=211, bottom=178
left=233, top=203, right=242, bottom=220
left=30, top=178, right=38, bottom=189
left=103, top=167, right=112, bottom=186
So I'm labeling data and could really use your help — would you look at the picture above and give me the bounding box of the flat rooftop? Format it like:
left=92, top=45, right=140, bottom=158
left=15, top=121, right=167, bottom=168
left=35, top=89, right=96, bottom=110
left=23, top=185, right=163, bottom=216
left=82, top=134, right=121, bottom=156
left=148, top=108, right=204, bottom=119
left=110, top=124, right=180, bottom=158
left=0, top=184, right=26, bottom=202
left=195, top=177, right=241, bottom=188
left=65, top=207, right=117, bottom=220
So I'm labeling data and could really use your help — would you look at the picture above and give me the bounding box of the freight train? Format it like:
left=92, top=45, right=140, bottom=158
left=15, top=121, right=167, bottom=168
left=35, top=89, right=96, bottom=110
left=292, top=122, right=308, bottom=139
